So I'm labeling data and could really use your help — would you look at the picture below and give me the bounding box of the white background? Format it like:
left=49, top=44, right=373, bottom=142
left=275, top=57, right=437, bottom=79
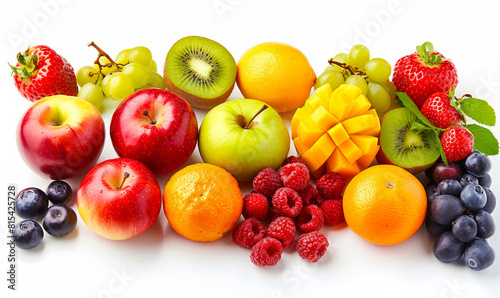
left=1, top=0, right=500, bottom=297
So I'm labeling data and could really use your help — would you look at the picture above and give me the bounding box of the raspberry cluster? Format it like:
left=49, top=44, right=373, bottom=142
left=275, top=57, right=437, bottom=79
left=233, top=156, right=347, bottom=267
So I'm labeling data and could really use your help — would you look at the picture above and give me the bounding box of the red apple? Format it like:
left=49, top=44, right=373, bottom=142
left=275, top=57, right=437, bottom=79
left=76, top=158, right=161, bottom=240
left=110, top=88, right=198, bottom=175
left=17, top=95, right=105, bottom=180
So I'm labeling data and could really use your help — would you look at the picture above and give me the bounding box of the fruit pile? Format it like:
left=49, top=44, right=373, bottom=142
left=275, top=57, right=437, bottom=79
left=425, top=151, right=496, bottom=271
left=315, top=44, right=398, bottom=117
left=13, top=181, right=76, bottom=249
left=232, top=156, right=346, bottom=266
left=76, top=43, right=165, bottom=108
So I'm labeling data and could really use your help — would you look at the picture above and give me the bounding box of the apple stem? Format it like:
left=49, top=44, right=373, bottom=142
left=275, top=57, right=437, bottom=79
left=142, top=110, right=156, bottom=125
left=244, top=105, right=268, bottom=129
left=119, top=172, right=130, bottom=189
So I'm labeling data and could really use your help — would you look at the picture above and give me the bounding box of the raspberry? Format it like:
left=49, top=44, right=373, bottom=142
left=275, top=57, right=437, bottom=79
left=272, top=187, right=303, bottom=218
left=320, top=199, right=344, bottom=226
left=282, top=156, right=307, bottom=168
left=242, top=193, right=269, bottom=221
left=232, top=218, right=267, bottom=249
left=296, top=231, right=329, bottom=263
left=316, top=172, right=345, bottom=200
left=253, top=168, right=282, bottom=197
left=267, top=216, right=296, bottom=249
left=297, top=184, right=318, bottom=206
left=311, top=195, right=325, bottom=207
left=268, top=207, right=280, bottom=222
left=297, top=205, right=324, bottom=232
left=278, top=163, right=310, bottom=191
left=250, top=237, right=283, bottom=267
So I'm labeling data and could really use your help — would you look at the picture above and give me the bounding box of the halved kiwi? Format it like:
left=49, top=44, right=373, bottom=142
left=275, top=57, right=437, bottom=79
left=379, top=107, right=440, bottom=171
left=164, top=36, right=236, bottom=109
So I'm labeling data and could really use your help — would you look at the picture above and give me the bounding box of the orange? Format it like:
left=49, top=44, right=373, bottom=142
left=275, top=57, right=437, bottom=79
left=236, top=42, right=316, bottom=113
left=343, top=165, right=427, bottom=245
left=163, top=163, right=243, bottom=242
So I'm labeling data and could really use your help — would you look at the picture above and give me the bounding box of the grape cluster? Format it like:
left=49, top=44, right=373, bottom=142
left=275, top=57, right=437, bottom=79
left=76, top=43, right=166, bottom=108
left=425, top=151, right=496, bottom=271
left=315, top=44, right=396, bottom=117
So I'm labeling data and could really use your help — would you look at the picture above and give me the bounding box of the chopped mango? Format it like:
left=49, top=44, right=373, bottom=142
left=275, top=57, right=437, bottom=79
left=342, top=114, right=376, bottom=135
left=338, top=139, right=364, bottom=164
left=311, top=105, right=339, bottom=131
left=293, top=137, right=309, bottom=156
left=305, top=95, right=323, bottom=112
left=326, top=148, right=361, bottom=181
left=291, top=107, right=310, bottom=139
left=297, top=119, right=325, bottom=148
left=363, top=109, right=381, bottom=137
left=301, top=133, right=336, bottom=173
left=350, top=135, right=379, bottom=155
left=314, top=84, right=332, bottom=110
left=349, top=94, right=372, bottom=118
left=328, top=123, right=350, bottom=146
left=357, top=145, right=380, bottom=169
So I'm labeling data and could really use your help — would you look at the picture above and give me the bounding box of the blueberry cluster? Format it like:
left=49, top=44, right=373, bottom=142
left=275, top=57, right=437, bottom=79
left=13, top=181, right=77, bottom=249
left=425, top=151, right=496, bottom=271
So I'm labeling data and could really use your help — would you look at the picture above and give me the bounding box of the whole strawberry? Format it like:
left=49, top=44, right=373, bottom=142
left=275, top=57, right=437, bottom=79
left=393, top=42, right=458, bottom=109
left=10, top=45, right=78, bottom=102
left=441, top=125, right=474, bottom=162
left=421, top=92, right=462, bottom=129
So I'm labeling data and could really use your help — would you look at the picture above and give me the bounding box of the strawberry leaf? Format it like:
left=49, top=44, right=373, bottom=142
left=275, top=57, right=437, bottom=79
left=466, top=124, right=499, bottom=155
left=433, top=130, right=448, bottom=165
left=460, top=98, right=496, bottom=126
left=395, top=92, right=441, bottom=130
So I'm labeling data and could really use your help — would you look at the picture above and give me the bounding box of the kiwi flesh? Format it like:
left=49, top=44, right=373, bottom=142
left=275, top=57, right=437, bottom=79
left=164, top=36, right=236, bottom=109
left=379, top=107, right=440, bottom=170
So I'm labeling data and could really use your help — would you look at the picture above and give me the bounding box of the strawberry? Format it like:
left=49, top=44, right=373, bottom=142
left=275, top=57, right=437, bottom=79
left=421, top=92, right=462, bottom=128
left=10, top=45, right=78, bottom=102
left=392, top=42, right=458, bottom=109
left=441, top=125, right=474, bottom=162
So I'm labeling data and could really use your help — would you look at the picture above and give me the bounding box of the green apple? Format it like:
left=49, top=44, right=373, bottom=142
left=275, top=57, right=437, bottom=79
left=199, top=99, right=290, bottom=181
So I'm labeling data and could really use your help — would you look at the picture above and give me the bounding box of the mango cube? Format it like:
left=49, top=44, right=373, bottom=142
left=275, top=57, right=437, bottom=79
left=301, top=133, right=336, bottom=173
left=342, top=114, right=376, bottom=135
left=338, top=139, right=364, bottom=164
left=328, top=123, right=350, bottom=146
left=297, top=119, right=325, bottom=149
left=311, top=105, right=339, bottom=131
left=314, top=84, right=332, bottom=110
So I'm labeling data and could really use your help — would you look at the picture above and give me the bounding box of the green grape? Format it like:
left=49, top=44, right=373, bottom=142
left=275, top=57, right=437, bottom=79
left=101, top=75, right=113, bottom=99
left=95, top=56, right=119, bottom=76
left=314, top=70, right=345, bottom=91
left=366, top=82, right=391, bottom=115
left=148, top=72, right=166, bottom=89
left=365, top=58, right=391, bottom=83
left=102, top=73, right=134, bottom=101
left=128, top=46, right=152, bottom=66
left=348, top=45, right=370, bottom=69
left=121, top=63, right=151, bottom=89
left=333, top=53, right=349, bottom=64
left=345, top=75, right=368, bottom=95
left=148, top=60, right=158, bottom=72
left=377, top=80, right=399, bottom=109
left=115, top=49, right=130, bottom=65
left=324, top=64, right=343, bottom=73
left=76, top=66, right=99, bottom=87
left=77, top=83, right=104, bottom=109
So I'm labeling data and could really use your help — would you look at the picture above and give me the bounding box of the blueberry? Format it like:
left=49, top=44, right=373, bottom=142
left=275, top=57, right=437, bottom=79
left=464, top=238, right=495, bottom=271
left=437, top=179, right=462, bottom=197
left=452, top=215, right=477, bottom=242
left=465, top=151, right=491, bottom=177
left=42, top=204, right=77, bottom=237
left=474, top=211, right=496, bottom=239
left=47, top=180, right=72, bottom=204
left=478, top=174, right=492, bottom=188
left=431, top=195, right=463, bottom=225
left=15, top=188, right=49, bottom=220
left=13, top=220, right=44, bottom=249
left=431, top=162, right=461, bottom=184
left=460, top=183, right=487, bottom=211
left=433, top=231, right=465, bottom=263
left=483, top=188, right=496, bottom=214
left=425, top=216, right=450, bottom=237
left=458, top=173, right=479, bottom=188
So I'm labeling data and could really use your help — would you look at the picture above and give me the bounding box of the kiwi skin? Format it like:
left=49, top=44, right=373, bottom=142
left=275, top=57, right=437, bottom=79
left=163, top=71, right=235, bottom=110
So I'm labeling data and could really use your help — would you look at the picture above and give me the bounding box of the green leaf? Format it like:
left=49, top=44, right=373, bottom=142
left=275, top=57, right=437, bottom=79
left=410, top=119, right=434, bottom=132
left=466, top=124, right=499, bottom=155
left=460, top=98, right=496, bottom=126
left=433, top=130, right=448, bottom=165
left=395, top=92, right=441, bottom=130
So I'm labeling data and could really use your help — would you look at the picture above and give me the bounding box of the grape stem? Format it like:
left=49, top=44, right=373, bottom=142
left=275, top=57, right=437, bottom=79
left=327, top=59, right=368, bottom=82
left=88, top=41, right=121, bottom=75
